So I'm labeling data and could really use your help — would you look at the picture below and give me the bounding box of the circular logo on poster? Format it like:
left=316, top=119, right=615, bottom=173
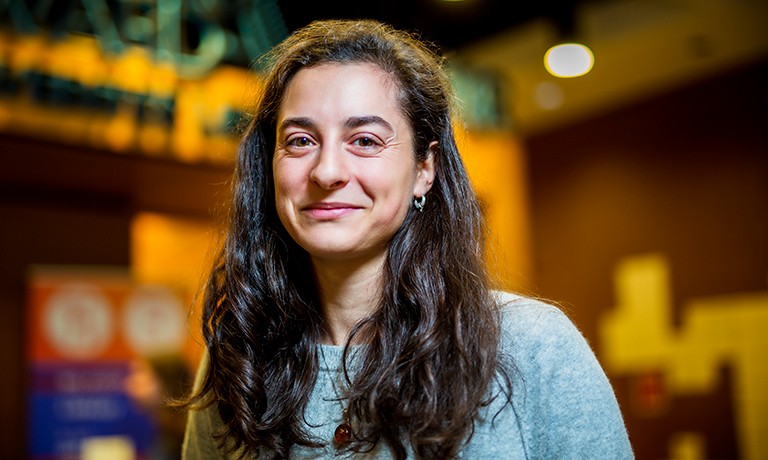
left=122, top=285, right=186, bottom=355
left=43, top=283, right=114, bottom=360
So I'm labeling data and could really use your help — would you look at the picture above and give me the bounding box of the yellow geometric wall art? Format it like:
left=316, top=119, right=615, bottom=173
left=600, top=253, right=768, bottom=460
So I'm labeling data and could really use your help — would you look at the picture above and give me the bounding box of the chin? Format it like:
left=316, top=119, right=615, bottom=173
left=302, top=242, right=386, bottom=263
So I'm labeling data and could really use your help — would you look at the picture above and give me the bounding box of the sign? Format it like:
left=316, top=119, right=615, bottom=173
left=0, top=0, right=283, bottom=162
left=27, top=267, right=193, bottom=460
left=0, top=0, right=287, bottom=78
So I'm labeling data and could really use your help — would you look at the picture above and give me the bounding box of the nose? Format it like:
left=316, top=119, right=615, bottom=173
left=309, top=144, right=349, bottom=190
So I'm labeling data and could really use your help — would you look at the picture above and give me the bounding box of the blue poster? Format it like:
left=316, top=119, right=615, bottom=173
left=29, top=362, right=156, bottom=460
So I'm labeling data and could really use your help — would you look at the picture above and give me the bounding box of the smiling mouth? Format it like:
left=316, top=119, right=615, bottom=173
left=302, top=202, right=361, bottom=219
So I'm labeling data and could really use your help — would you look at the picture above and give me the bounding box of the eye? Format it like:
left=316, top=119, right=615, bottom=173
left=349, top=134, right=384, bottom=155
left=353, top=136, right=377, bottom=147
left=287, top=135, right=314, bottom=148
left=281, top=134, right=317, bottom=155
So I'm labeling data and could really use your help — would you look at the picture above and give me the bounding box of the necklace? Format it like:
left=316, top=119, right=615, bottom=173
left=334, top=408, right=352, bottom=445
left=321, top=347, right=353, bottom=446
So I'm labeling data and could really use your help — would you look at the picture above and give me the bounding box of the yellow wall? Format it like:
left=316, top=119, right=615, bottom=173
left=130, top=212, right=221, bottom=367
left=457, top=127, right=533, bottom=293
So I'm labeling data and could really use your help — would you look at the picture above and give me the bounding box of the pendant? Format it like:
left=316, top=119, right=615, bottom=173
left=334, top=422, right=352, bottom=445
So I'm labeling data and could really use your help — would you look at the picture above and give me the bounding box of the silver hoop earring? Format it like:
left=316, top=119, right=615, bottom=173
left=413, top=195, right=426, bottom=212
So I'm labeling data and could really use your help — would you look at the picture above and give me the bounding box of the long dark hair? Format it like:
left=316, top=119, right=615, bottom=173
left=186, top=19, right=510, bottom=459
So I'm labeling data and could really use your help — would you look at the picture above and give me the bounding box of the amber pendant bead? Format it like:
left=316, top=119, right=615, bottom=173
left=334, top=422, right=352, bottom=445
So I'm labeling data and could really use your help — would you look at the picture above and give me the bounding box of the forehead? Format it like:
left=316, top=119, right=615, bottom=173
left=279, top=62, right=405, bottom=116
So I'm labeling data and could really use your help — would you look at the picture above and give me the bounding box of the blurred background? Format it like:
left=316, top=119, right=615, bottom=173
left=1, top=0, right=766, bottom=459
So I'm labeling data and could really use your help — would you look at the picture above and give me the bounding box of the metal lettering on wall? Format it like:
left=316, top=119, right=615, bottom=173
left=0, top=0, right=287, bottom=162
left=1, top=0, right=286, bottom=76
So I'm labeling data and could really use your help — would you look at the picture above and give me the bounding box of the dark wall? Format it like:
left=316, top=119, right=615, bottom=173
left=0, top=135, right=231, bottom=459
left=525, top=59, right=767, bottom=459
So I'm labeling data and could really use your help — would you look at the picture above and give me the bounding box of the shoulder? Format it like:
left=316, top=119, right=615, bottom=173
left=183, top=353, right=248, bottom=460
left=183, top=401, right=228, bottom=460
left=491, top=290, right=581, bottom=354
left=488, top=290, right=635, bottom=458
left=491, top=290, right=564, bottom=323
left=491, top=289, right=604, bottom=384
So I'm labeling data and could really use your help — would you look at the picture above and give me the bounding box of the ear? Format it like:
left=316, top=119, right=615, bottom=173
left=413, top=141, right=437, bottom=197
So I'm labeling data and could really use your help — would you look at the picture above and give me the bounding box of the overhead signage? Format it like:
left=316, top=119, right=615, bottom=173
left=0, top=0, right=286, bottom=162
left=0, top=0, right=287, bottom=77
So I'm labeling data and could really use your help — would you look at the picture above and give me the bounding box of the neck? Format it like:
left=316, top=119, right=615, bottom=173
left=312, top=253, right=385, bottom=346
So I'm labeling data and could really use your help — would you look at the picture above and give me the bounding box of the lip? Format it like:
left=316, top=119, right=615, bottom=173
left=301, top=202, right=362, bottom=220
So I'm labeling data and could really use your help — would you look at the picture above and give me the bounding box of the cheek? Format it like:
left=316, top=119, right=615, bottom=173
left=272, top=165, right=299, bottom=223
left=273, top=184, right=298, bottom=240
left=368, top=170, right=416, bottom=214
left=273, top=163, right=300, bottom=199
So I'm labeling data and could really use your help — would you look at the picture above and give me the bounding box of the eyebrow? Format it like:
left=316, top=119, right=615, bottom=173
left=278, top=117, right=314, bottom=132
left=344, top=115, right=394, bottom=132
left=278, top=115, right=394, bottom=132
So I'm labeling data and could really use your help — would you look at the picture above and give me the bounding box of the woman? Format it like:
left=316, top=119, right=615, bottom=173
left=183, top=19, right=633, bottom=459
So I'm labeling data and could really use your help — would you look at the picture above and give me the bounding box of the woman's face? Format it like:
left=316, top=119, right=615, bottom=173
left=273, top=63, right=434, bottom=264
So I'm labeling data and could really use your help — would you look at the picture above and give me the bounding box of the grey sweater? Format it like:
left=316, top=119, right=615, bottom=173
left=183, top=292, right=633, bottom=459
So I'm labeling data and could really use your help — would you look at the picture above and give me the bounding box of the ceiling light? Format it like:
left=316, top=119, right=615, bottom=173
left=544, top=43, right=594, bottom=78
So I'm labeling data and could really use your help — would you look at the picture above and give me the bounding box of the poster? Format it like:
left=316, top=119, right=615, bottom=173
left=27, top=267, right=191, bottom=460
